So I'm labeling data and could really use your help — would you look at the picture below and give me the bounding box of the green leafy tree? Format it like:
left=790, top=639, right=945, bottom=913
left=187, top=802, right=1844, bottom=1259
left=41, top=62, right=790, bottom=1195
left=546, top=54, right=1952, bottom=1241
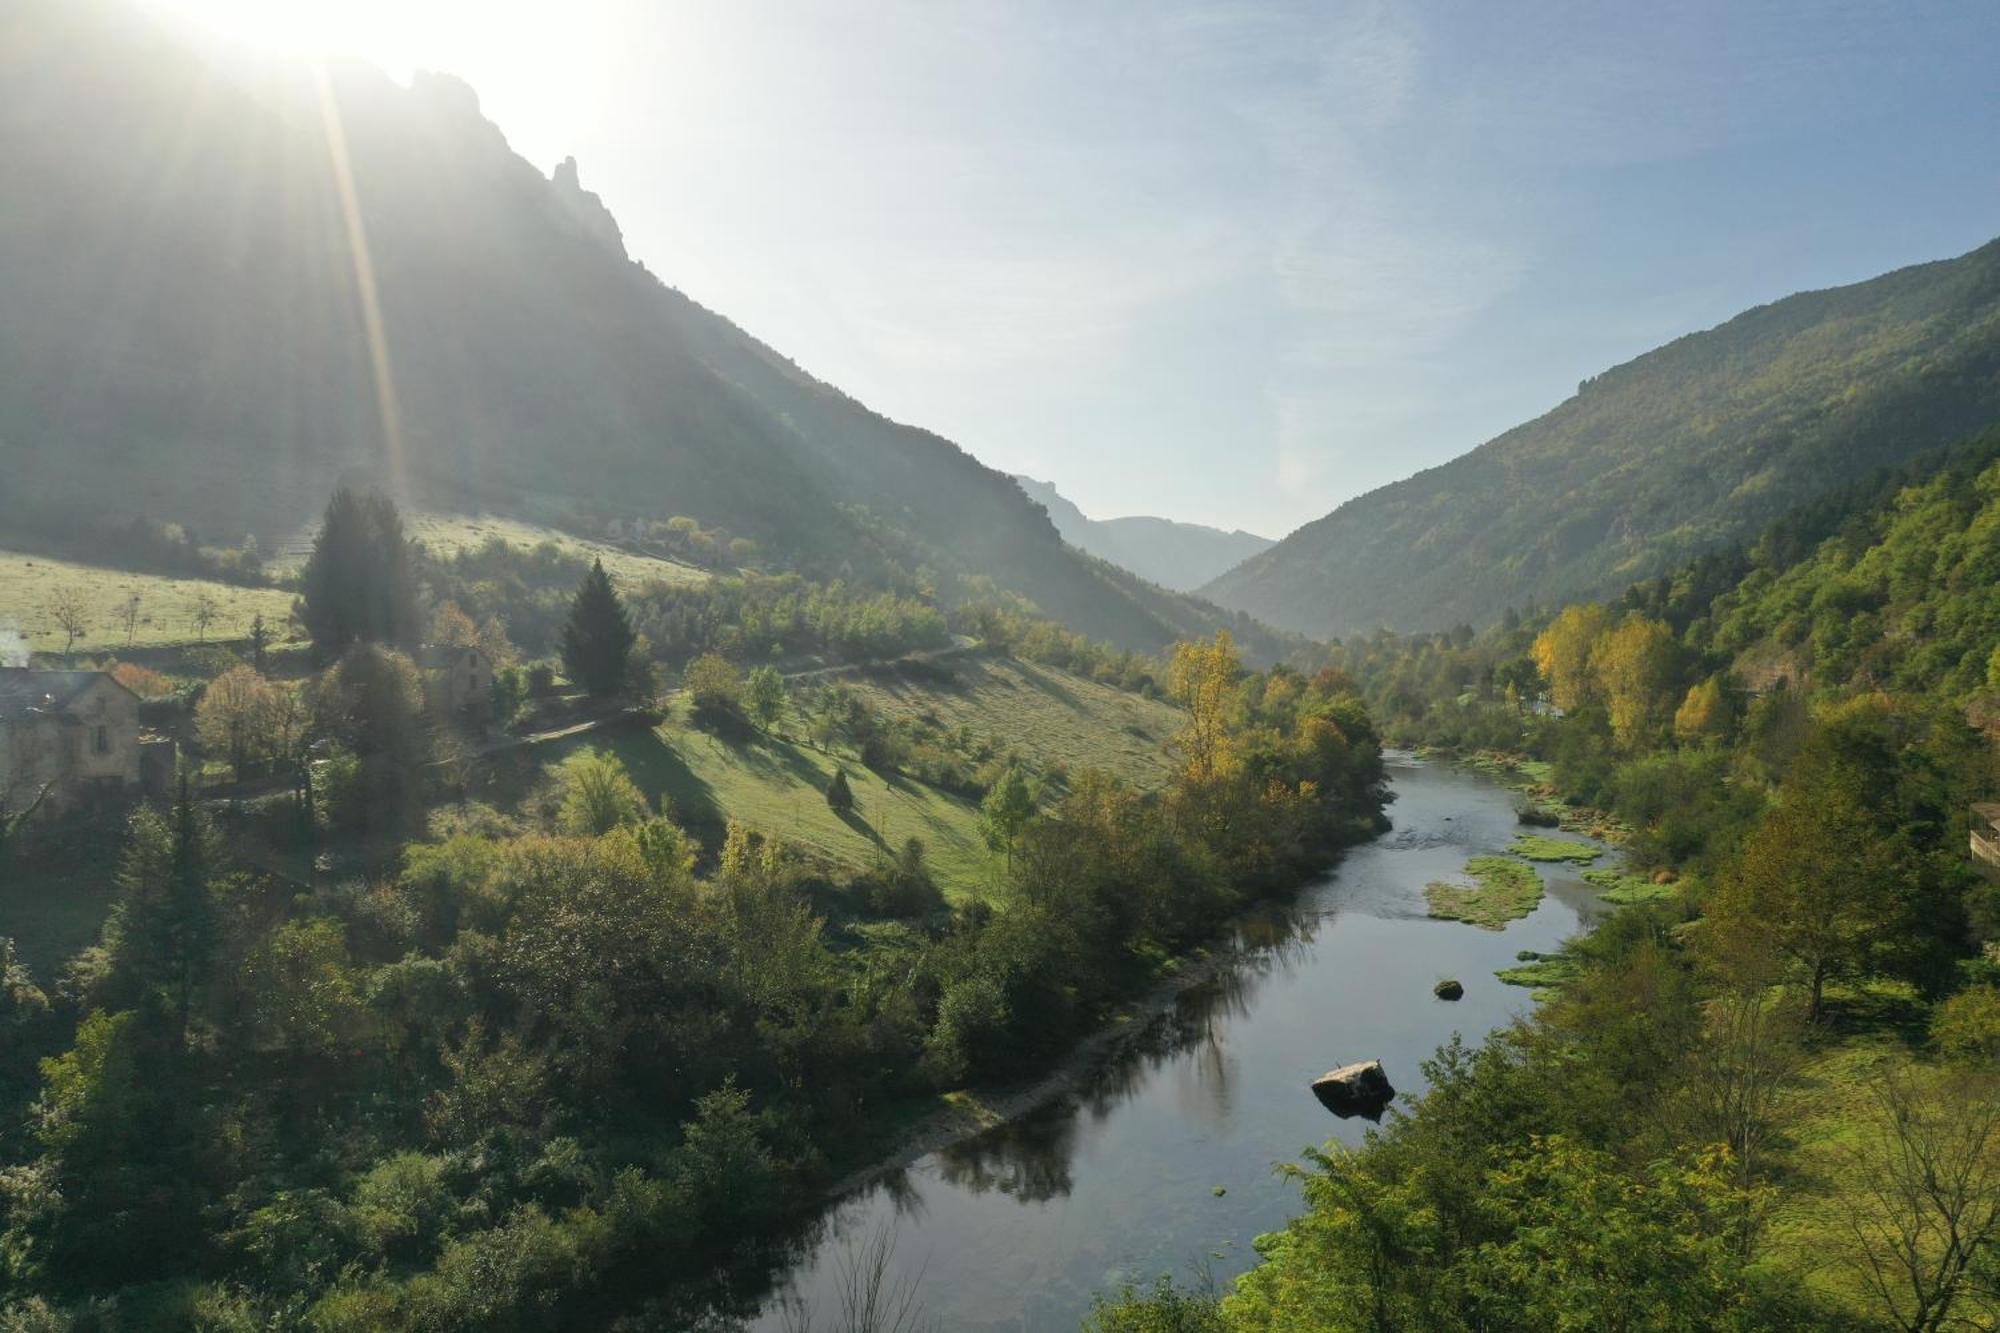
left=981, top=765, right=1037, bottom=859
left=556, top=750, right=647, bottom=835
left=825, top=767, right=855, bottom=816
left=745, top=664, right=786, bottom=732
left=558, top=558, right=636, bottom=697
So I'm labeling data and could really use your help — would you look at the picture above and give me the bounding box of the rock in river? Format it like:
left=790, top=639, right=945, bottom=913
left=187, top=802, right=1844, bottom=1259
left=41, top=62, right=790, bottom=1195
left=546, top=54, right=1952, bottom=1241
left=1434, top=978, right=1464, bottom=1000
left=1311, top=1060, right=1396, bottom=1119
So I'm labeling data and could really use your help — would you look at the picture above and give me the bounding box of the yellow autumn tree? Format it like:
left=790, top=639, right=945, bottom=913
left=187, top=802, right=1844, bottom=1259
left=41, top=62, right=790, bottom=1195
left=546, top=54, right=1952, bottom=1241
left=1169, top=630, right=1241, bottom=784
left=1531, top=603, right=1613, bottom=712
left=1594, top=615, right=1678, bottom=746
left=1673, top=674, right=1733, bottom=745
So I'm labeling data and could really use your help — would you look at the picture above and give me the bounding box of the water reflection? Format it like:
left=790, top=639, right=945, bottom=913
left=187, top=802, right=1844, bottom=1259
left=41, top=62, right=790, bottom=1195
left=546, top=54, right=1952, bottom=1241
left=736, top=758, right=1612, bottom=1332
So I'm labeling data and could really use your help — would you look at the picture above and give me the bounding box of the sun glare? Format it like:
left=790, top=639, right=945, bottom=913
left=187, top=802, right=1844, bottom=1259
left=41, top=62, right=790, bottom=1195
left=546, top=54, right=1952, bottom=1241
left=145, top=0, right=489, bottom=78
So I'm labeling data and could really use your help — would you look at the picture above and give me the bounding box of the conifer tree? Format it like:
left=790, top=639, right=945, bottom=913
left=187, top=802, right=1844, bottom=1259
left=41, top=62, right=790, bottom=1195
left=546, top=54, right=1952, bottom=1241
left=825, top=767, right=855, bottom=815
left=297, top=488, right=420, bottom=652
left=111, top=779, right=218, bottom=1042
left=560, top=558, right=637, bottom=696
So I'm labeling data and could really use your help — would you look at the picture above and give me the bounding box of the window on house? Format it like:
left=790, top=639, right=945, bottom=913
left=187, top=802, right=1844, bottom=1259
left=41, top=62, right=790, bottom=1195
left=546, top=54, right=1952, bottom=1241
left=94, top=725, right=110, bottom=755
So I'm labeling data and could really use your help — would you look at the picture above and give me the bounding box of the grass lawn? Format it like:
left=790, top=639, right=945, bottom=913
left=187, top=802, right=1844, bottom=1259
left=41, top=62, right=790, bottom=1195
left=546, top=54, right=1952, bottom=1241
left=403, top=513, right=710, bottom=588
left=1507, top=834, right=1603, bottom=863
left=1425, top=855, right=1545, bottom=929
left=0, top=550, right=301, bottom=654
left=833, top=655, right=1183, bottom=790
left=540, top=716, right=996, bottom=899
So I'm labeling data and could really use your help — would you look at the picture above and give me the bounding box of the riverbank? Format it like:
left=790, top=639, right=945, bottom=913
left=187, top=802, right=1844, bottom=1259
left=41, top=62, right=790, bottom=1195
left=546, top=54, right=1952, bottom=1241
left=749, top=755, right=1606, bottom=1331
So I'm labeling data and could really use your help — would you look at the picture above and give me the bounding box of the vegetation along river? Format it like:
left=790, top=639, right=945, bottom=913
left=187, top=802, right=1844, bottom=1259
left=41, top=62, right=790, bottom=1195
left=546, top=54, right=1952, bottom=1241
left=749, top=753, right=1612, bottom=1331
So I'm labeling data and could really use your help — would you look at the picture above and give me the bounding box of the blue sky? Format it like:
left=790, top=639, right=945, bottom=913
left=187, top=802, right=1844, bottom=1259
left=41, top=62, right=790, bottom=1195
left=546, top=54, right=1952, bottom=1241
left=190, top=0, right=2000, bottom=537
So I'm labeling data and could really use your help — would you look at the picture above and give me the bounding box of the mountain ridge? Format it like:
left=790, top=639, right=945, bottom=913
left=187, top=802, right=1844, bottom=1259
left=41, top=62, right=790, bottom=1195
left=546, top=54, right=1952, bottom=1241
left=0, top=0, right=1281, bottom=658
left=1010, top=475, right=1274, bottom=593
left=1202, top=237, right=2000, bottom=638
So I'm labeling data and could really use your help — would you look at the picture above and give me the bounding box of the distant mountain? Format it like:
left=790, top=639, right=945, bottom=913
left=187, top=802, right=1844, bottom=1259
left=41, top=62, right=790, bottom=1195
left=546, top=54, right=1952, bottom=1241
left=1011, top=477, right=1273, bottom=593
left=0, top=0, right=1282, bottom=659
left=1203, top=239, right=2000, bottom=638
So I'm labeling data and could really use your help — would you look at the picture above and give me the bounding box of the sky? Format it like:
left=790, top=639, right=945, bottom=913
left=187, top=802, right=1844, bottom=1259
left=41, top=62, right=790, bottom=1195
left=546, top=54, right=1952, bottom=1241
left=155, top=0, right=2000, bottom=538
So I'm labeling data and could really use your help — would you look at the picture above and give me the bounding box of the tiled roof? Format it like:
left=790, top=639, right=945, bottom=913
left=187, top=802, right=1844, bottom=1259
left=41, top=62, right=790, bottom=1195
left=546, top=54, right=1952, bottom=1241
left=0, top=669, right=124, bottom=722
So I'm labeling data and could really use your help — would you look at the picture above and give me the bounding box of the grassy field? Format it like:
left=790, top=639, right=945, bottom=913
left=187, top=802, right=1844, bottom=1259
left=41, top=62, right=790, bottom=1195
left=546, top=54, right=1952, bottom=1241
left=0, top=550, right=301, bottom=654
left=407, top=512, right=712, bottom=588
left=833, top=654, right=1183, bottom=789
left=1426, top=855, right=1545, bottom=929
left=538, top=715, right=996, bottom=897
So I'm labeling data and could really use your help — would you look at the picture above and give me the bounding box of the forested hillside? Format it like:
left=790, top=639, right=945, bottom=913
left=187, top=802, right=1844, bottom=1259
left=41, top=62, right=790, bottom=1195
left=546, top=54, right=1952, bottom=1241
left=1095, top=426, right=2000, bottom=1330
left=0, top=0, right=1266, bottom=657
left=1203, top=237, right=2000, bottom=638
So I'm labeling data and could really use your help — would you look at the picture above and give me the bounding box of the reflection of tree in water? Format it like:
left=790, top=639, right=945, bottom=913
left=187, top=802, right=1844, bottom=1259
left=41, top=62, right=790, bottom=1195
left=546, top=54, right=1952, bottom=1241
left=935, top=1101, right=1079, bottom=1201
left=933, top=903, right=1329, bottom=1202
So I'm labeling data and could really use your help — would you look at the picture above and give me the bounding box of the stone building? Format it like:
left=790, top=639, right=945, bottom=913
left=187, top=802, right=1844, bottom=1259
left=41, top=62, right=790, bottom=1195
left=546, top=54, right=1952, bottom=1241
left=0, top=668, right=148, bottom=815
left=419, top=644, right=494, bottom=724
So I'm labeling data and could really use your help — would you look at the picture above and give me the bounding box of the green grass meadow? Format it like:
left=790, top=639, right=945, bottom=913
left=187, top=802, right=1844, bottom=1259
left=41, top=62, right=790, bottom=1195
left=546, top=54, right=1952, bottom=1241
left=0, top=549, right=301, bottom=654
left=542, top=716, right=996, bottom=898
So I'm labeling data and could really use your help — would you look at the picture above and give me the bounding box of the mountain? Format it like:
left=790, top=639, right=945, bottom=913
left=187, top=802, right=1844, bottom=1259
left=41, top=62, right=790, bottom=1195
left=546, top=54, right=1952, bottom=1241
left=0, top=0, right=1277, bottom=658
left=1010, top=477, right=1273, bottom=593
left=1203, top=239, right=2000, bottom=639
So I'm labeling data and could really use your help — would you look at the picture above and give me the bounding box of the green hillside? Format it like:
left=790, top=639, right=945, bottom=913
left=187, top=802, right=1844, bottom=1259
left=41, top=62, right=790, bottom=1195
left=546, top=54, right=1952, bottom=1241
left=1204, top=237, right=2000, bottom=638
left=0, top=550, right=300, bottom=654
left=828, top=653, right=1184, bottom=790
left=540, top=718, right=996, bottom=898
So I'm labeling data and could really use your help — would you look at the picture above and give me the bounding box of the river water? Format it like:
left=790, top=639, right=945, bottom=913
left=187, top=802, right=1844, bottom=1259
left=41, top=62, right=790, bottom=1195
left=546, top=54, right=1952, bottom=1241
left=750, top=754, right=1608, bottom=1331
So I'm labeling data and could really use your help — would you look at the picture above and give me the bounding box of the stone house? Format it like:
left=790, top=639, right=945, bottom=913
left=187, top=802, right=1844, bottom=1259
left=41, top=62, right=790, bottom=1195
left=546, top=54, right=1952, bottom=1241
left=419, top=644, right=494, bottom=724
left=0, top=668, right=152, bottom=815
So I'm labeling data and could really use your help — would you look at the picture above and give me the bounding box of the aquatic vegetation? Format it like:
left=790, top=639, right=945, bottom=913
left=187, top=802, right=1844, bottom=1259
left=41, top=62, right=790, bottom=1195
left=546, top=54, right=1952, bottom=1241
left=1508, top=834, right=1603, bottom=863
left=1426, top=855, right=1544, bottom=929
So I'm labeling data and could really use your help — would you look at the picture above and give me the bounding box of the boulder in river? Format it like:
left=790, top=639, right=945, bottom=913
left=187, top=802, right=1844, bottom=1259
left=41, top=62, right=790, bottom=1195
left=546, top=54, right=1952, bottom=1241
left=1311, top=1060, right=1396, bottom=1119
left=1434, top=978, right=1464, bottom=1001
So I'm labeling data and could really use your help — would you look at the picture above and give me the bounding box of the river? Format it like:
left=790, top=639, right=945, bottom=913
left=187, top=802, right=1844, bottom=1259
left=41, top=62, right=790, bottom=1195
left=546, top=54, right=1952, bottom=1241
left=748, top=753, right=1609, bottom=1331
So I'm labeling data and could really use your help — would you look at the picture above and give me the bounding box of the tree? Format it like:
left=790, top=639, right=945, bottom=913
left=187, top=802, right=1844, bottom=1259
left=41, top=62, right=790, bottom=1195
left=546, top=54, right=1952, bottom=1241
left=826, top=767, right=855, bottom=816
left=190, top=591, right=218, bottom=644
left=1169, top=631, right=1240, bottom=785
left=558, top=558, right=636, bottom=697
left=1591, top=614, right=1678, bottom=747
left=195, top=664, right=282, bottom=779
left=296, top=488, right=420, bottom=652
left=1673, top=674, right=1733, bottom=745
left=1531, top=602, right=1613, bottom=712
left=50, top=585, right=87, bottom=661
left=248, top=612, right=269, bottom=673
left=120, top=591, right=142, bottom=646
left=980, top=766, right=1037, bottom=860
left=746, top=665, right=787, bottom=732
left=1841, top=1064, right=2000, bottom=1333
left=684, top=652, right=742, bottom=723
left=1704, top=731, right=1905, bottom=1023
left=109, top=780, right=220, bottom=1041
left=310, top=644, right=428, bottom=832
left=556, top=750, right=648, bottom=835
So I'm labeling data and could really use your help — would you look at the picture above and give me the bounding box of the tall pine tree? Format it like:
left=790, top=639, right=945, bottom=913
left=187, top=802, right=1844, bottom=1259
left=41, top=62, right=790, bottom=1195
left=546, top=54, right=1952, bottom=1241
left=560, top=558, right=636, bottom=696
left=297, top=488, right=419, bottom=653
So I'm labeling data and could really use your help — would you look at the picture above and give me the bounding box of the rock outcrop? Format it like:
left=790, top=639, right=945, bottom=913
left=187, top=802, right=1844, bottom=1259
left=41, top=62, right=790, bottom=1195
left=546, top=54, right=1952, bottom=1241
left=1434, top=978, right=1464, bottom=1000
left=1311, top=1060, right=1395, bottom=1119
